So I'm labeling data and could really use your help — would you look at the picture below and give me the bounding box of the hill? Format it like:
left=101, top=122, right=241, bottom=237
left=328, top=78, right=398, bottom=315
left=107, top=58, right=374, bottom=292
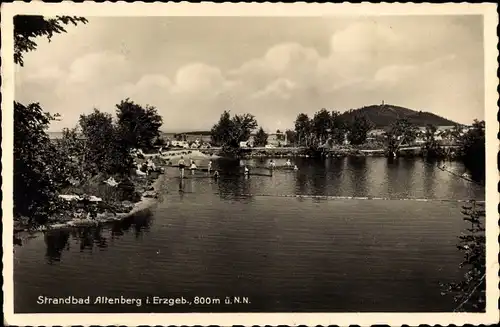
left=339, top=104, right=458, bottom=128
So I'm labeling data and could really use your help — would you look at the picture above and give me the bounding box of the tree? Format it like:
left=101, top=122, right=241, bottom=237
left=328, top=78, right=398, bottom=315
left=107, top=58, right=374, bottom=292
left=13, top=15, right=88, bottom=223
left=449, top=124, right=464, bottom=143
left=79, top=109, right=134, bottom=175
left=210, top=111, right=258, bottom=155
left=14, top=15, right=88, bottom=66
left=442, top=202, right=485, bottom=312
left=285, top=129, right=297, bottom=146
left=330, top=110, right=347, bottom=145
left=312, top=108, right=332, bottom=145
left=54, top=127, right=86, bottom=186
left=347, top=114, right=373, bottom=145
left=421, top=124, right=444, bottom=158
left=384, top=118, right=418, bottom=155
left=276, top=129, right=285, bottom=142
left=116, top=99, right=163, bottom=149
left=210, top=110, right=234, bottom=146
left=459, top=120, right=485, bottom=183
left=231, top=113, right=258, bottom=144
left=14, top=102, right=61, bottom=223
left=254, top=127, right=268, bottom=147
left=294, top=113, right=312, bottom=146
left=79, top=109, right=115, bottom=174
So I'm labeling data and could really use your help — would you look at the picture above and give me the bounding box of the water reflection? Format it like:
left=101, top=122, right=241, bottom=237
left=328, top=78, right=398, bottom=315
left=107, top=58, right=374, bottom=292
left=423, top=160, right=437, bottom=198
left=71, top=226, right=108, bottom=251
left=111, top=209, right=153, bottom=239
left=16, top=156, right=486, bottom=313
left=346, top=157, right=368, bottom=197
left=44, top=230, right=70, bottom=264
left=295, top=169, right=310, bottom=195
left=44, top=210, right=154, bottom=263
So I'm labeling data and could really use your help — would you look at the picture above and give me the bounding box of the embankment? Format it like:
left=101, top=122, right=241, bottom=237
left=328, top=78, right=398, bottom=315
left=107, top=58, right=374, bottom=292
left=14, top=170, right=168, bottom=239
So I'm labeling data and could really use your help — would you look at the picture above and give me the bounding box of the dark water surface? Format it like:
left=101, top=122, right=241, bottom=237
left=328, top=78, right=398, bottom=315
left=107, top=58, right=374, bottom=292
left=14, top=157, right=484, bottom=313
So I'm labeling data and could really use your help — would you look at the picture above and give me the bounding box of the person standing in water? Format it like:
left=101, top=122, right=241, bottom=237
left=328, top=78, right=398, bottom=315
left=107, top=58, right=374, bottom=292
left=293, top=164, right=299, bottom=171
left=285, top=158, right=292, bottom=167
left=190, top=160, right=197, bottom=175
left=208, top=160, right=213, bottom=174
left=244, top=165, right=250, bottom=176
left=178, top=156, right=186, bottom=179
left=269, top=159, right=276, bottom=169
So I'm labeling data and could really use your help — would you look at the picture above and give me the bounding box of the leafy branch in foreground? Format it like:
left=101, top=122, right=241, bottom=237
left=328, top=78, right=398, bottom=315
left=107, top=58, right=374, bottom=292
left=14, top=15, right=88, bottom=66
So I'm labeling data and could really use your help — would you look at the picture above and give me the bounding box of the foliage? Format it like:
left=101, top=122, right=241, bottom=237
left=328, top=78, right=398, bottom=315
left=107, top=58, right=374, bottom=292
left=384, top=118, right=418, bottom=155
left=13, top=102, right=62, bottom=223
left=330, top=111, right=347, bottom=145
left=254, top=127, right=269, bottom=147
left=347, top=114, right=373, bottom=145
left=116, top=99, right=163, bottom=150
left=339, top=104, right=457, bottom=128
left=79, top=110, right=115, bottom=174
left=285, top=129, right=297, bottom=146
left=312, top=108, right=332, bottom=145
left=210, top=111, right=258, bottom=155
left=442, top=202, right=485, bottom=312
left=14, top=15, right=88, bottom=66
left=210, top=111, right=234, bottom=146
left=276, top=129, right=285, bottom=141
left=294, top=113, right=312, bottom=146
left=154, top=136, right=167, bottom=146
left=421, top=124, right=445, bottom=158
left=53, top=127, right=86, bottom=186
left=13, top=15, right=89, bottom=224
left=309, top=109, right=347, bottom=146
left=458, top=120, right=485, bottom=183
left=232, top=113, right=258, bottom=143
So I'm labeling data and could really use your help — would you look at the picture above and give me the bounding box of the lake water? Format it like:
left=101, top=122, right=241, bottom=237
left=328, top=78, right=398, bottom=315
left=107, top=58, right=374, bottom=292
left=13, top=157, right=485, bottom=313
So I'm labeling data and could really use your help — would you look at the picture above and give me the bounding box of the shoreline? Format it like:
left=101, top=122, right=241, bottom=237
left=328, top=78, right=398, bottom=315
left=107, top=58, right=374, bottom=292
left=193, top=145, right=459, bottom=159
left=14, top=171, right=168, bottom=239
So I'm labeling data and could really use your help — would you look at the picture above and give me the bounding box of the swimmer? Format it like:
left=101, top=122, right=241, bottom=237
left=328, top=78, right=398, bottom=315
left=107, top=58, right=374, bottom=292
left=208, top=160, right=213, bottom=174
left=285, top=158, right=292, bottom=167
left=213, top=170, right=219, bottom=179
left=178, top=156, right=186, bottom=179
left=244, top=166, right=249, bottom=175
left=293, top=165, right=299, bottom=171
left=269, top=159, right=276, bottom=168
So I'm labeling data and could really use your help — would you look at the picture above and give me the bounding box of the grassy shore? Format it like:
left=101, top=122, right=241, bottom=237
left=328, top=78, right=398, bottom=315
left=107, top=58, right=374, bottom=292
left=13, top=156, right=170, bottom=236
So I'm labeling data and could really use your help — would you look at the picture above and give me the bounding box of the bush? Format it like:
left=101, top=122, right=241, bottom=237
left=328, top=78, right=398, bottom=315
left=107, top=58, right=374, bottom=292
left=14, top=102, right=62, bottom=224
left=442, top=202, right=485, bottom=312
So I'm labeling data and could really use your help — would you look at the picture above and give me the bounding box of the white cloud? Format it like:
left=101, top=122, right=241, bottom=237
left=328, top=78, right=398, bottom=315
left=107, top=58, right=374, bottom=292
left=15, top=17, right=484, bottom=132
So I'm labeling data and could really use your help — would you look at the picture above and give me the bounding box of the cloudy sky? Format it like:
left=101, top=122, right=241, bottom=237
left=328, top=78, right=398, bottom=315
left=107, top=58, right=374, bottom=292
left=15, top=15, right=484, bottom=132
